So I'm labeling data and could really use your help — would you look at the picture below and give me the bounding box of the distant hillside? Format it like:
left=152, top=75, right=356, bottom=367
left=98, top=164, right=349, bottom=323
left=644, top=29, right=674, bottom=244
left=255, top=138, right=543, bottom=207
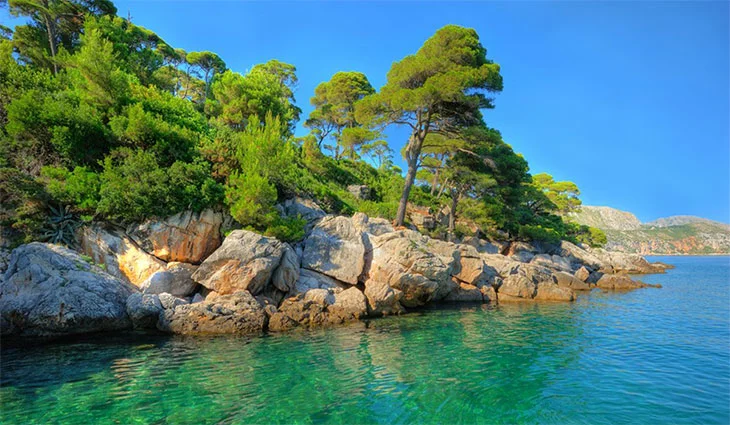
left=572, top=206, right=730, bottom=255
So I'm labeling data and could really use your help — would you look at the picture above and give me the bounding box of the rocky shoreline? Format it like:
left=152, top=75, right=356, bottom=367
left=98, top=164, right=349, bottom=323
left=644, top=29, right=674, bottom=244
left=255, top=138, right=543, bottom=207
left=0, top=198, right=672, bottom=340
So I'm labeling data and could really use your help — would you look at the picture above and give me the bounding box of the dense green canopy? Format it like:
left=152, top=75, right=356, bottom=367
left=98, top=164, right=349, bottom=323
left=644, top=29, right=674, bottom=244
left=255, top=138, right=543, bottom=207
left=0, top=5, right=604, bottom=248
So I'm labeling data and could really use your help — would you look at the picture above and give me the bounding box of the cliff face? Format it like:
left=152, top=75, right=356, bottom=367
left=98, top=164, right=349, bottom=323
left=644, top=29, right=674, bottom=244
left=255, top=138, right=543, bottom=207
left=572, top=207, right=730, bottom=255
left=570, top=206, right=642, bottom=231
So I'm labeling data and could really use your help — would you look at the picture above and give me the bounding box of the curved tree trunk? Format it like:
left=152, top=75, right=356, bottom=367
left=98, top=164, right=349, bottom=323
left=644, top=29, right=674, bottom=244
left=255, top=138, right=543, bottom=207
left=395, top=154, right=419, bottom=227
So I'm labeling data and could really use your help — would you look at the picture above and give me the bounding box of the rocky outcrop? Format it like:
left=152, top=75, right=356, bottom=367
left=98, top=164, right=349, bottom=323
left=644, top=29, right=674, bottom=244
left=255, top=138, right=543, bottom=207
left=592, top=249, right=669, bottom=274
left=157, top=291, right=267, bottom=335
left=191, top=230, right=292, bottom=295
left=347, top=185, right=372, bottom=200
left=126, top=293, right=163, bottom=329
left=127, top=209, right=223, bottom=264
left=302, top=215, right=365, bottom=285
left=351, top=212, right=394, bottom=237
left=80, top=225, right=166, bottom=287
left=552, top=271, right=591, bottom=291
left=444, top=281, right=494, bottom=302
left=573, top=206, right=730, bottom=255
left=292, top=268, right=347, bottom=295
left=269, top=287, right=367, bottom=332
left=492, top=262, right=574, bottom=302
left=595, top=274, right=661, bottom=290
left=0, top=243, right=136, bottom=336
left=140, top=262, right=198, bottom=297
left=366, top=230, right=457, bottom=307
left=276, top=197, right=326, bottom=232
left=453, top=245, right=500, bottom=288
left=363, top=280, right=405, bottom=316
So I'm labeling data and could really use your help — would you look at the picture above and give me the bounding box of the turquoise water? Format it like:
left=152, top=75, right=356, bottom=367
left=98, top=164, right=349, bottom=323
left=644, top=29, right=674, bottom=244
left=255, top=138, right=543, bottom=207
left=1, top=256, right=728, bottom=424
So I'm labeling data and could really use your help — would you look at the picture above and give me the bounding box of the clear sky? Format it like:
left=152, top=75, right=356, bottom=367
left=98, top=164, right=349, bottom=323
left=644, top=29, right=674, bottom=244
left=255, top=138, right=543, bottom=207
left=3, top=1, right=729, bottom=223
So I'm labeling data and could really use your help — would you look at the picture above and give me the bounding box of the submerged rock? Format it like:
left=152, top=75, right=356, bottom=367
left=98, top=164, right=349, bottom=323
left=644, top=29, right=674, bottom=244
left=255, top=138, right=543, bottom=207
left=0, top=243, right=136, bottom=336
left=595, top=274, right=661, bottom=290
left=158, top=291, right=267, bottom=335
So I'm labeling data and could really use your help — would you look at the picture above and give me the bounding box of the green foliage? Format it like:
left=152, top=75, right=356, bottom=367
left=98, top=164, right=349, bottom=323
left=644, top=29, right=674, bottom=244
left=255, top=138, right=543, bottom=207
left=355, top=24, right=504, bottom=226
left=357, top=200, right=398, bottom=220
left=531, top=173, right=581, bottom=216
left=41, top=165, right=101, bottom=211
left=0, top=10, right=595, bottom=250
left=96, top=149, right=222, bottom=222
left=518, top=224, right=562, bottom=245
left=209, top=60, right=300, bottom=132
left=39, top=204, right=81, bottom=247
left=226, top=169, right=277, bottom=227
left=570, top=224, right=607, bottom=248
left=263, top=215, right=306, bottom=243
left=0, top=167, right=48, bottom=243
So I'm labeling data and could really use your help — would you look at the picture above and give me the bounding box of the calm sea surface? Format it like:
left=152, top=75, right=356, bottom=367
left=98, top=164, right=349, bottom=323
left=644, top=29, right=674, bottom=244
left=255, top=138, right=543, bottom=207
left=1, top=256, right=728, bottom=424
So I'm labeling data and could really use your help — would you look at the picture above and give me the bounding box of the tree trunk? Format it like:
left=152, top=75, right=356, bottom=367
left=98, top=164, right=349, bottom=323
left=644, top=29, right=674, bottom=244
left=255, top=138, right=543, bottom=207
left=447, top=189, right=459, bottom=242
left=395, top=109, right=430, bottom=227
left=395, top=154, right=419, bottom=227
left=430, top=168, right=440, bottom=196
left=42, top=10, right=58, bottom=75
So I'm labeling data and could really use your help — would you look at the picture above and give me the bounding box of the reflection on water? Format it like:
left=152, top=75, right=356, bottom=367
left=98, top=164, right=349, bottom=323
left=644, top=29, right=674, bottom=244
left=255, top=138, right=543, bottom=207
left=1, top=256, right=728, bottom=424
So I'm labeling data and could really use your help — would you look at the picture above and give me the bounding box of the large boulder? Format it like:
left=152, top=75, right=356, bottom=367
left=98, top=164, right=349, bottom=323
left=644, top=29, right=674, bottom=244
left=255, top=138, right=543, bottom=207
left=140, top=262, right=198, bottom=297
left=366, top=230, right=458, bottom=307
left=292, top=268, right=347, bottom=295
left=444, top=281, right=486, bottom=302
left=80, top=225, right=166, bottom=287
left=157, top=291, right=267, bottom=335
left=556, top=241, right=603, bottom=271
left=302, top=216, right=366, bottom=285
left=269, top=287, right=367, bottom=332
left=494, top=262, right=574, bottom=302
left=271, top=244, right=300, bottom=293
left=574, top=266, right=591, bottom=282
left=530, top=254, right=573, bottom=273
left=192, top=230, right=289, bottom=295
left=330, top=287, right=368, bottom=319
left=454, top=245, right=500, bottom=288
left=363, top=280, right=405, bottom=316
left=461, top=236, right=502, bottom=255
left=126, top=293, right=163, bottom=329
left=552, top=271, right=592, bottom=291
left=351, top=213, right=394, bottom=237
left=0, top=243, right=136, bottom=336
left=276, top=197, right=326, bottom=232
left=127, top=209, right=223, bottom=264
left=593, top=250, right=668, bottom=274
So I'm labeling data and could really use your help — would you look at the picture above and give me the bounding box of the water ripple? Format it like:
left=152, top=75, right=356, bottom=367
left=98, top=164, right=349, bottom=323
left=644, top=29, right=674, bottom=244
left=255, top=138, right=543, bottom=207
left=1, top=256, right=729, bottom=424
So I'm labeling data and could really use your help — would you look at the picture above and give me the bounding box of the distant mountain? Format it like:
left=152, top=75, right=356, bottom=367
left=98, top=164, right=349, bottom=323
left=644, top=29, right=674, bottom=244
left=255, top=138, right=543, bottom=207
left=571, top=206, right=730, bottom=255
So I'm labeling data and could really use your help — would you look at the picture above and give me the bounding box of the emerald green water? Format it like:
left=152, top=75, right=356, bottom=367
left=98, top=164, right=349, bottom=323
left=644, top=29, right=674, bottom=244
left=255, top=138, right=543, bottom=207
left=2, top=256, right=729, bottom=424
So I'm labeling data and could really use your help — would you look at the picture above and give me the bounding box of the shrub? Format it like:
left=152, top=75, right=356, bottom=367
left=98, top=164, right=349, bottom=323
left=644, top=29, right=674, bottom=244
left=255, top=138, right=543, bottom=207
left=518, top=224, right=562, bottom=244
left=96, top=149, right=223, bottom=222
left=41, top=166, right=101, bottom=211
left=263, top=215, right=306, bottom=243
left=357, top=200, right=398, bottom=220
left=226, top=169, right=277, bottom=227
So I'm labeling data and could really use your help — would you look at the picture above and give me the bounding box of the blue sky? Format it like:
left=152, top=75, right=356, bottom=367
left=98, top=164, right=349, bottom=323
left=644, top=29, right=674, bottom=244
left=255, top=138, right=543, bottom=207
left=3, top=1, right=728, bottom=223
